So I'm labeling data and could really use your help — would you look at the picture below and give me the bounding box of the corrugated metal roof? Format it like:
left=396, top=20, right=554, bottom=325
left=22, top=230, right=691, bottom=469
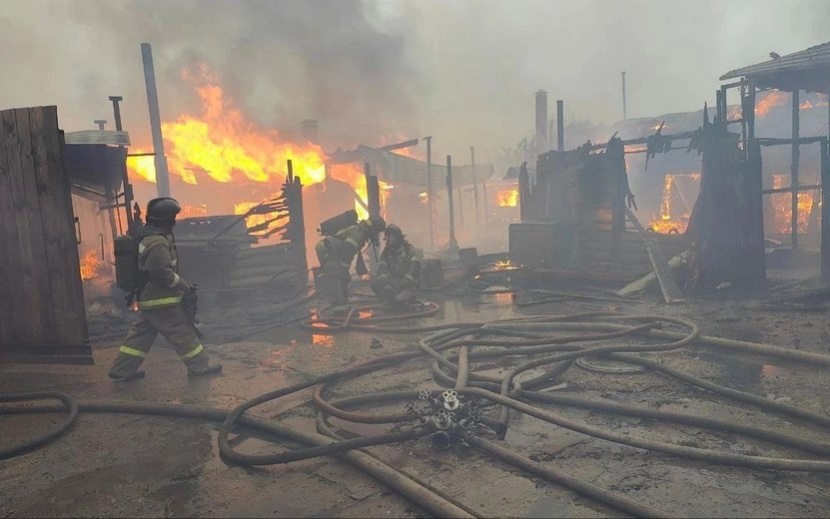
left=720, top=41, right=830, bottom=88
left=64, top=130, right=131, bottom=146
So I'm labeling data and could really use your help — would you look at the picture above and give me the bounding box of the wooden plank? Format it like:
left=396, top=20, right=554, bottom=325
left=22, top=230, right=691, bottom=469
left=15, top=108, right=57, bottom=346
left=2, top=109, right=42, bottom=346
left=0, top=110, right=19, bottom=345
left=625, top=206, right=684, bottom=304
left=30, top=107, right=87, bottom=346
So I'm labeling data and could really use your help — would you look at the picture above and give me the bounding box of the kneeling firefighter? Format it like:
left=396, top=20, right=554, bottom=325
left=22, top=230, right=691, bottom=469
left=372, top=224, right=421, bottom=305
left=315, top=211, right=386, bottom=306
left=109, top=197, right=222, bottom=382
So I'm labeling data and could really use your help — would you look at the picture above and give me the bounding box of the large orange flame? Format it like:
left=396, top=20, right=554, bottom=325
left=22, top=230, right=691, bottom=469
left=648, top=173, right=699, bottom=234
left=770, top=174, right=815, bottom=234
left=127, top=68, right=392, bottom=222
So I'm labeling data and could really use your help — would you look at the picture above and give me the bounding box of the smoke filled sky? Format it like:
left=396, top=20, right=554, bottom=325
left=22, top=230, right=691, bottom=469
left=1, top=0, right=828, bottom=163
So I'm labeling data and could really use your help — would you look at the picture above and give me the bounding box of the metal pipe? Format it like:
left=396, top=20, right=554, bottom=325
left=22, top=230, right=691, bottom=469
left=535, top=89, right=548, bottom=154
left=140, top=43, right=171, bottom=197
left=424, top=136, right=434, bottom=250
left=446, top=155, right=458, bottom=253
left=621, top=71, right=627, bottom=120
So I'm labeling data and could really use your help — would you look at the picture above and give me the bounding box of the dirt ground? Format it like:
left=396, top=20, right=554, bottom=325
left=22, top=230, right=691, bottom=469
left=3, top=274, right=830, bottom=518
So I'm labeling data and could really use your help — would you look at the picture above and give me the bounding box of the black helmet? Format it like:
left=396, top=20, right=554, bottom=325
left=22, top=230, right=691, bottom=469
left=146, top=197, right=182, bottom=225
left=367, top=215, right=386, bottom=233
left=384, top=224, right=403, bottom=239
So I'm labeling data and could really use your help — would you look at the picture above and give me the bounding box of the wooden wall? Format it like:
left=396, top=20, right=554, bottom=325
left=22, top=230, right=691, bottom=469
left=0, top=106, right=89, bottom=358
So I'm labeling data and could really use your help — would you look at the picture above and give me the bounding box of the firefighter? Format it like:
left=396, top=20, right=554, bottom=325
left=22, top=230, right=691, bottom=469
left=108, top=197, right=222, bottom=382
left=315, top=215, right=386, bottom=306
left=372, top=224, right=421, bottom=305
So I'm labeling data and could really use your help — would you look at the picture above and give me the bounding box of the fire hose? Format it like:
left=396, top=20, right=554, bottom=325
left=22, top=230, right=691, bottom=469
left=5, top=310, right=830, bottom=518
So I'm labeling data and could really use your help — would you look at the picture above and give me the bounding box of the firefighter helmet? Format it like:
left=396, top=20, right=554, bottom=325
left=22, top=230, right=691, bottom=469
left=384, top=224, right=403, bottom=239
left=146, top=197, right=182, bottom=225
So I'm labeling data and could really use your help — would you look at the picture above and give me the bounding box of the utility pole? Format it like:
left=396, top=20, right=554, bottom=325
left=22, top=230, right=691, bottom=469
left=471, top=146, right=480, bottom=228
left=446, top=155, right=458, bottom=254
left=621, top=71, right=628, bottom=121
left=141, top=43, right=171, bottom=197
left=424, top=136, right=434, bottom=250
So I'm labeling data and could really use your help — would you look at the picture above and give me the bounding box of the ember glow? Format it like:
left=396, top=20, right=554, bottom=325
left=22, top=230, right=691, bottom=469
left=79, top=249, right=103, bottom=281
left=770, top=174, right=815, bottom=234
left=648, top=173, right=699, bottom=234
left=497, top=188, right=519, bottom=207
left=755, top=90, right=787, bottom=118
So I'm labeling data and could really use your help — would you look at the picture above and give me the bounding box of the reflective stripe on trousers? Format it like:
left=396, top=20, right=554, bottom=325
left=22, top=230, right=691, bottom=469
left=139, top=296, right=183, bottom=309
left=119, top=345, right=147, bottom=358
left=181, top=344, right=204, bottom=359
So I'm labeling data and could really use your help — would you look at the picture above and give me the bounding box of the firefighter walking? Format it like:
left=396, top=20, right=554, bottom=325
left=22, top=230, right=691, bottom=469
left=372, top=224, right=421, bottom=305
left=315, top=214, right=386, bottom=306
left=109, top=197, right=222, bottom=382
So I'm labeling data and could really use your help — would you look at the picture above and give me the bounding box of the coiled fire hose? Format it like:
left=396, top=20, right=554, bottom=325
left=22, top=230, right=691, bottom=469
left=5, top=309, right=830, bottom=518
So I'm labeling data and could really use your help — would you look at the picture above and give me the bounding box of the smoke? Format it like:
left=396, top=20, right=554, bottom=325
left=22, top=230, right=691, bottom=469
left=0, top=0, right=828, bottom=165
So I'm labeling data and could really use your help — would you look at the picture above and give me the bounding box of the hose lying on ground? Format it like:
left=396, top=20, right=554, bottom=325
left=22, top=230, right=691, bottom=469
left=4, top=308, right=830, bottom=518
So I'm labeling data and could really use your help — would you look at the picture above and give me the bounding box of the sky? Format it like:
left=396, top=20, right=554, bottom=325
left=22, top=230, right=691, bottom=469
left=1, top=0, right=828, bottom=164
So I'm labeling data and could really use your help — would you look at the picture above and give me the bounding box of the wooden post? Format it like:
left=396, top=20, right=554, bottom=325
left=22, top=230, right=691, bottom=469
left=740, top=81, right=748, bottom=153
left=425, top=136, right=434, bottom=250
left=791, top=89, right=800, bottom=251
left=285, top=159, right=307, bottom=275
left=457, top=185, right=464, bottom=226
left=141, top=43, right=171, bottom=198
left=446, top=155, right=458, bottom=253
left=746, top=81, right=756, bottom=145
left=821, top=138, right=829, bottom=286
left=364, top=162, right=380, bottom=217
left=471, top=146, right=480, bottom=226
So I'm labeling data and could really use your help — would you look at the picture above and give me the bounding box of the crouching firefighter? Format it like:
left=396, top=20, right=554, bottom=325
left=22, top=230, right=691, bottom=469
left=314, top=211, right=386, bottom=307
left=109, top=197, right=222, bottom=381
left=372, top=224, right=421, bottom=306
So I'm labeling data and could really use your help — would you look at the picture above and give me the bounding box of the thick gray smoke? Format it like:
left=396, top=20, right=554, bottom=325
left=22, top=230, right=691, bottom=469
left=1, top=0, right=828, bottom=164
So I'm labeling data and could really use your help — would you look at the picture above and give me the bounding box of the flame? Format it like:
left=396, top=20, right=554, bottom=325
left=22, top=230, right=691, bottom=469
left=419, top=192, right=429, bottom=205
left=180, top=204, right=208, bottom=219
left=497, top=188, right=519, bottom=207
left=648, top=173, right=700, bottom=234
left=234, top=200, right=286, bottom=235
left=79, top=249, right=102, bottom=281
left=127, top=68, right=327, bottom=189
left=125, top=66, right=403, bottom=232
left=770, top=174, right=815, bottom=234
left=755, top=90, right=787, bottom=118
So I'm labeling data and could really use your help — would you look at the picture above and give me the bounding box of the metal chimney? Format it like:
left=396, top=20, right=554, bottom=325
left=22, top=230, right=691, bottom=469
left=535, top=89, right=548, bottom=154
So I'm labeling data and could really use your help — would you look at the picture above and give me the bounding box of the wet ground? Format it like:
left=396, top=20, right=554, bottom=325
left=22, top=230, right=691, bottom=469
left=3, top=279, right=830, bottom=518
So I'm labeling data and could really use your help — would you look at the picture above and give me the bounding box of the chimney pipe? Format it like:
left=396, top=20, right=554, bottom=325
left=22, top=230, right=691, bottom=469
left=535, top=90, right=548, bottom=154
left=621, top=71, right=628, bottom=120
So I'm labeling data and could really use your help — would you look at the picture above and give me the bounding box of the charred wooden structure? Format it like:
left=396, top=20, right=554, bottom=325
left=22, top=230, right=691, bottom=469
left=718, top=41, right=830, bottom=285
left=176, top=161, right=307, bottom=291
left=511, top=137, right=686, bottom=276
